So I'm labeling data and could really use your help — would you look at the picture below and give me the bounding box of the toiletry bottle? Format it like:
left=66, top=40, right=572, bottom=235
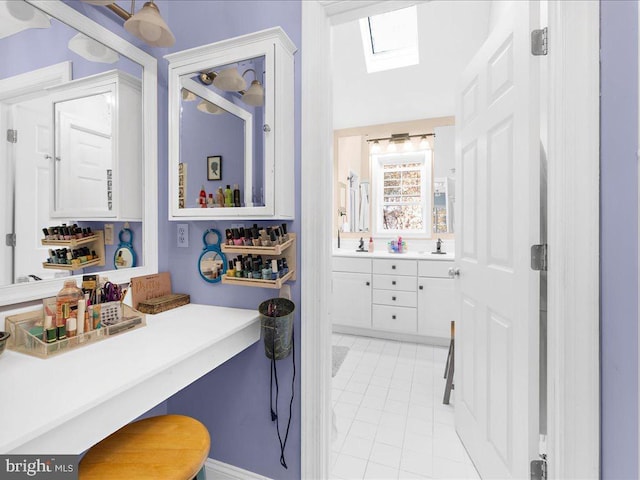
left=398, top=236, right=403, bottom=253
left=368, top=237, right=374, bottom=253
left=56, top=279, right=82, bottom=340
left=217, top=187, right=225, bottom=208
left=66, top=317, right=77, bottom=338
left=233, top=184, right=241, bottom=207
left=207, top=193, right=214, bottom=208
left=199, top=185, right=207, bottom=207
left=227, top=261, right=236, bottom=277
left=224, top=185, right=233, bottom=207
left=77, top=298, right=86, bottom=335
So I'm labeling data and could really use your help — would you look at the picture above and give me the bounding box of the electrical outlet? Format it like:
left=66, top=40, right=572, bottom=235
left=104, top=224, right=114, bottom=245
left=177, top=224, right=189, bottom=248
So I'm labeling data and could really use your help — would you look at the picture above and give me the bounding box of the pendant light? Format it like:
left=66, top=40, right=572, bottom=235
left=181, top=89, right=197, bottom=102
left=197, top=100, right=225, bottom=115
left=241, top=69, right=264, bottom=106
left=123, top=1, right=175, bottom=47
left=212, top=67, right=246, bottom=92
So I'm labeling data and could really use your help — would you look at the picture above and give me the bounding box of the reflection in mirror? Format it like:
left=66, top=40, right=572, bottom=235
left=114, top=247, right=135, bottom=269
left=178, top=56, right=265, bottom=211
left=198, top=251, right=225, bottom=282
left=0, top=1, right=152, bottom=298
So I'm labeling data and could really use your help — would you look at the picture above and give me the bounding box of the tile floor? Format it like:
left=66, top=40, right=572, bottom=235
left=331, top=333, right=480, bottom=480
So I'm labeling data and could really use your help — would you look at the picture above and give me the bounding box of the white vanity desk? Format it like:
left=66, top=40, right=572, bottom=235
left=0, top=303, right=260, bottom=454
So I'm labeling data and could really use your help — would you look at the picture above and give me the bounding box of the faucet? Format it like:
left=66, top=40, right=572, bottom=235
left=436, top=238, right=443, bottom=252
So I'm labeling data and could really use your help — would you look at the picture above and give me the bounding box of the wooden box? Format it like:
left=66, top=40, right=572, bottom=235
left=136, top=294, right=190, bottom=314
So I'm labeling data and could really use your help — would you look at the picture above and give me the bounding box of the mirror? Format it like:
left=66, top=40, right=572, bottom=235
left=165, top=28, right=298, bottom=220
left=0, top=0, right=157, bottom=305
left=176, top=56, right=264, bottom=212
left=197, top=229, right=226, bottom=283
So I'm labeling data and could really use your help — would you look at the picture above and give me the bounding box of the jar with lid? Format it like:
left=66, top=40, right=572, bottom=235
left=55, top=279, right=83, bottom=340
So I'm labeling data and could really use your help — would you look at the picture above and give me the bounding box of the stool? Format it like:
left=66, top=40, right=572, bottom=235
left=79, top=415, right=210, bottom=480
left=443, top=320, right=455, bottom=405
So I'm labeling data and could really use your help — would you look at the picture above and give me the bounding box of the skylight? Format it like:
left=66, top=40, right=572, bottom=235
left=359, top=6, right=419, bottom=73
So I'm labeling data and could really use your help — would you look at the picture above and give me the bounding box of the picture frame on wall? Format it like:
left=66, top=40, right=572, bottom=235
left=207, top=155, right=222, bottom=181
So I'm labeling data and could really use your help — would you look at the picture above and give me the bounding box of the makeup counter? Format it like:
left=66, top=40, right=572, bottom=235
left=0, top=303, right=260, bottom=454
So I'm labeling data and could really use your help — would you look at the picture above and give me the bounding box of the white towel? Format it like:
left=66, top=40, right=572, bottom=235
left=358, top=182, right=370, bottom=231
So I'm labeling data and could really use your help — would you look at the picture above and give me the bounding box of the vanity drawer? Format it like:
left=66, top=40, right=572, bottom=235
left=372, top=259, right=417, bottom=276
left=372, top=305, right=417, bottom=333
left=418, top=260, right=454, bottom=278
left=372, top=274, right=416, bottom=292
left=372, top=289, right=416, bottom=308
left=333, top=256, right=372, bottom=274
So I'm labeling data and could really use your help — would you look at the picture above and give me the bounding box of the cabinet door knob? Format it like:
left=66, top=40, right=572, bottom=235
left=392, top=280, right=396, bottom=285
left=366, top=281, right=370, bottom=286
left=419, top=285, right=424, bottom=290
left=392, top=265, right=396, bottom=270
left=392, top=315, right=396, bottom=320
left=392, top=296, right=396, bottom=301
left=263, top=124, right=271, bottom=132
left=448, top=267, right=461, bottom=278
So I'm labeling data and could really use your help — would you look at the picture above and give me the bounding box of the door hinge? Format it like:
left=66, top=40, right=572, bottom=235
left=531, top=27, right=548, bottom=56
left=531, top=244, right=548, bottom=271
left=5, top=233, right=16, bottom=247
left=6, top=129, right=17, bottom=143
left=531, top=457, right=547, bottom=480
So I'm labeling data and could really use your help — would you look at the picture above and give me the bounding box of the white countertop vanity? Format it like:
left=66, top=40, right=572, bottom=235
left=332, top=250, right=455, bottom=345
left=0, top=304, right=260, bottom=454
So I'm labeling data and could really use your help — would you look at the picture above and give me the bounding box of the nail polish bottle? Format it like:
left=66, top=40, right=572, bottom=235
left=235, top=256, right=243, bottom=277
left=281, top=223, right=289, bottom=242
left=44, top=315, right=56, bottom=343
left=252, top=228, right=261, bottom=246
left=282, top=258, right=289, bottom=275
left=225, top=229, right=233, bottom=245
left=271, top=259, right=279, bottom=280
left=233, top=229, right=243, bottom=246
left=227, top=260, right=236, bottom=277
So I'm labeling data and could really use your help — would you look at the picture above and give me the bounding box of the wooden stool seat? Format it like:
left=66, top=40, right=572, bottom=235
left=79, top=415, right=210, bottom=480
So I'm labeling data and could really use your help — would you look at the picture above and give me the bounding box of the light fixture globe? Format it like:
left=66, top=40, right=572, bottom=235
left=124, top=1, right=175, bottom=47
left=181, top=89, right=197, bottom=102
left=213, top=67, right=246, bottom=92
left=242, top=80, right=264, bottom=106
left=197, top=100, right=225, bottom=115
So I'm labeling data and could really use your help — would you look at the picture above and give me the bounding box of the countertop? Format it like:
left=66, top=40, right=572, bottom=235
left=333, top=249, right=455, bottom=261
left=0, top=303, right=260, bottom=454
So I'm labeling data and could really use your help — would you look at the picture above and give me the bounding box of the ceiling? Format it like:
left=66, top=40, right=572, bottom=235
left=331, top=1, right=493, bottom=130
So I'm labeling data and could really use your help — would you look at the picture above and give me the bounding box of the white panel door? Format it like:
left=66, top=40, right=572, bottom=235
left=13, top=98, right=56, bottom=281
left=454, top=2, right=540, bottom=479
left=55, top=112, right=112, bottom=215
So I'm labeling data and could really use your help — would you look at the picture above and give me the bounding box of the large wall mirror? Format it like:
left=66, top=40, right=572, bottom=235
left=0, top=0, right=157, bottom=306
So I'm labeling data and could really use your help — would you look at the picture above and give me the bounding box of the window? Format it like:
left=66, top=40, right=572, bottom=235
left=372, top=151, right=431, bottom=235
left=359, top=6, right=419, bottom=73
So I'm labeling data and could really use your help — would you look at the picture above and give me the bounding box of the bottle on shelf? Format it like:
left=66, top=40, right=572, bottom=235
left=233, top=184, right=241, bottom=207
left=55, top=279, right=83, bottom=340
left=224, top=185, right=233, bottom=207
left=368, top=237, right=374, bottom=253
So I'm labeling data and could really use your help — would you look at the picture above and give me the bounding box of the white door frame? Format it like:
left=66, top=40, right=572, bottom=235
left=300, top=1, right=600, bottom=479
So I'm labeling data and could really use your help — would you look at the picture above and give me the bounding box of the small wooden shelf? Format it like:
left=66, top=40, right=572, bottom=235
left=221, top=270, right=295, bottom=289
left=220, top=233, right=296, bottom=288
left=41, top=234, right=100, bottom=248
left=220, top=234, right=295, bottom=256
left=41, top=230, right=105, bottom=271
left=42, top=257, right=104, bottom=271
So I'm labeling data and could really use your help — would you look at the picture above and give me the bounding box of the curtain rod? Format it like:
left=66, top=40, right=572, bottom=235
left=365, top=132, right=435, bottom=143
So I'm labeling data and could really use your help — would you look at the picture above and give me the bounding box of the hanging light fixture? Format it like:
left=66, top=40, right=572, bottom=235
left=197, top=100, right=225, bottom=115
left=371, top=140, right=381, bottom=154
left=181, top=88, right=197, bottom=101
left=419, top=135, right=430, bottom=150
left=68, top=33, right=119, bottom=63
left=241, top=69, right=264, bottom=106
left=81, top=0, right=175, bottom=47
left=212, top=67, right=247, bottom=92
left=366, top=132, right=436, bottom=153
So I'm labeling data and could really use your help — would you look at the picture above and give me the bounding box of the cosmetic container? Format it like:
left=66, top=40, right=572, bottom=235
left=233, top=184, right=241, bottom=207
left=66, top=317, right=77, bottom=338
left=224, top=185, right=233, bottom=207
left=77, top=299, right=86, bottom=335
left=44, top=315, right=56, bottom=343
left=282, top=258, right=289, bottom=275
left=281, top=223, right=289, bottom=241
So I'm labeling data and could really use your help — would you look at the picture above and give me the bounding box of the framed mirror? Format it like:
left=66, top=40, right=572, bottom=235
left=166, top=27, right=296, bottom=220
left=0, top=0, right=157, bottom=306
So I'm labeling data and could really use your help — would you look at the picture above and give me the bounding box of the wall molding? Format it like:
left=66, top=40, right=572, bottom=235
left=205, top=458, right=272, bottom=480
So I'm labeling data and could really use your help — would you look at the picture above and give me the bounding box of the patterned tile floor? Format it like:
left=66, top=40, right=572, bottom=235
left=331, top=334, right=480, bottom=480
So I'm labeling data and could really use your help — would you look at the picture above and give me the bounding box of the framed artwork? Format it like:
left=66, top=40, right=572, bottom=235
left=207, top=155, right=222, bottom=181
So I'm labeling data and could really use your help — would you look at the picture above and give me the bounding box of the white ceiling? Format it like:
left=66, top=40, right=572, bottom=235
left=331, top=1, right=492, bottom=130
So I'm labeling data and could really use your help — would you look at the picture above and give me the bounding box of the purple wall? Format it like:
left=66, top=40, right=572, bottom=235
left=601, top=1, right=639, bottom=478
left=159, top=3, right=302, bottom=478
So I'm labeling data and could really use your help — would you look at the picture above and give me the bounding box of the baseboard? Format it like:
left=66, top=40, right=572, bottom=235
left=332, top=324, right=449, bottom=347
left=204, top=458, right=272, bottom=480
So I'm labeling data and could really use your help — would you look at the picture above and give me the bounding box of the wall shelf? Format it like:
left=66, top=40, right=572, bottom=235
left=221, top=233, right=296, bottom=288
left=41, top=230, right=106, bottom=271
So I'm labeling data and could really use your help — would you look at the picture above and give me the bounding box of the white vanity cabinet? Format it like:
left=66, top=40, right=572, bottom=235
left=372, top=259, right=417, bottom=333
left=166, top=27, right=296, bottom=220
left=48, top=70, right=142, bottom=220
left=417, top=260, right=455, bottom=340
left=332, top=254, right=455, bottom=344
left=331, top=257, right=371, bottom=328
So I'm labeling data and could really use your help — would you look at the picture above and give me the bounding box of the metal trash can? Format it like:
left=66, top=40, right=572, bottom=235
left=259, top=298, right=295, bottom=360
